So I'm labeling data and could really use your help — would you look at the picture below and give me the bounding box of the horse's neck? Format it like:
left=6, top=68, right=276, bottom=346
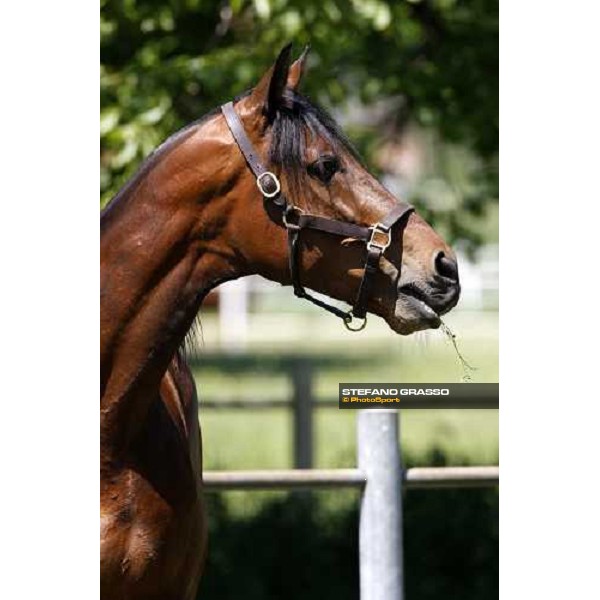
left=100, top=122, right=241, bottom=446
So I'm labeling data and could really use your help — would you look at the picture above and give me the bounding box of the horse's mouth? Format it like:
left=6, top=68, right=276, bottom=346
left=402, top=283, right=440, bottom=316
left=384, top=284, right=442, bottom=335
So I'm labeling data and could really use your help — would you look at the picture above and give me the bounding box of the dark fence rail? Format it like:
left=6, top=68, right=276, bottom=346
left=192, top=353, right=498, bottom=469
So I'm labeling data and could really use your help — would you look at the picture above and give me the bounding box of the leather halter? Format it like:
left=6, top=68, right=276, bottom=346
left=221, top=101, right=414, bottom=331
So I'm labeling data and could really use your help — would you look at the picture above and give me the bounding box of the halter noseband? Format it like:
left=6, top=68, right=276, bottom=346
left=221, top=101, right=414, bottom=331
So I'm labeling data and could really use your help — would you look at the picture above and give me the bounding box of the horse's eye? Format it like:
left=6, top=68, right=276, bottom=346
left=307, top=156, right=340, bottom=184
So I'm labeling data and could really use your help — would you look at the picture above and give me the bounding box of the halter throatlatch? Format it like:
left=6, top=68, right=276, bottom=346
left=221, top=101, right=414, bottom=331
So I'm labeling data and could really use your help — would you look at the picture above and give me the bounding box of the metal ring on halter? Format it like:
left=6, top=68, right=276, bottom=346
left=343, top=313, right=368, bottom=332
left=366, top=224, right=392, bottom=252
left=256, top=171, right=281, bottom=198
left=282, top=205, right=303, bottom=230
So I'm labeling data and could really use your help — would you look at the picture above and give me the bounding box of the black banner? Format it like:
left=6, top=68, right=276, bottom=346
left=338, top=383, right=499, bottom=409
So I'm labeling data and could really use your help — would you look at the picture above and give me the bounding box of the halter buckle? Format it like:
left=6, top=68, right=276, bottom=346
left=256, top=171, right=281, bottom=198
left=367, top=224, right=391, bottom=252
left=282, top=205, right=303, bottom=231
left=343, top=313, right=368, bottom=332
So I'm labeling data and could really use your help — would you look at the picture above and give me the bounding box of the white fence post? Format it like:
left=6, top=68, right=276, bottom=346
left=358, top=410, right=403, bottom=600
left=218, top=278, right=249, bottom=351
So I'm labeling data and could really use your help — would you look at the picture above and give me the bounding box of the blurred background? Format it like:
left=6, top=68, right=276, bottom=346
left=101, top=1, right=498, bottom=598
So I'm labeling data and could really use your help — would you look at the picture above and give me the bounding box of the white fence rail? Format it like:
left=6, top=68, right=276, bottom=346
left=203, top=466, right=499, bottom=491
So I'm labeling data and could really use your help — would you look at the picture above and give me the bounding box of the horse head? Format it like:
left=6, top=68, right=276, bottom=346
left=216, top=45, right=460, bottom=334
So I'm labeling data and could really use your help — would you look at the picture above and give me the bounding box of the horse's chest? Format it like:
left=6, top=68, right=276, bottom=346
left=101, top=468, right=206, bottom=600
left=101, top=370, right=205, bottom=598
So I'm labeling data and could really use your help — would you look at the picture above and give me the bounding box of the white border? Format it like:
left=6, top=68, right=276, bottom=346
left=0, top=2, right=98, bottom=598
left=501, top=2, right=600, bottom=597
left=1, top=2, right=599, bottom=598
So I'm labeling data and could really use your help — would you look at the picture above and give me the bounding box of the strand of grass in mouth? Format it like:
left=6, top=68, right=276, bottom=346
left=439, top=320, right=477, bottom=382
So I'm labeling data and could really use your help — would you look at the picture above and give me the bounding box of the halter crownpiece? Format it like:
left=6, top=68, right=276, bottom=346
left=221, top=101, right=414, bottom=331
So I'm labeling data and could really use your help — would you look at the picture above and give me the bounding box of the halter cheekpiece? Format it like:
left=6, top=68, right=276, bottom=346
left=221, top=101, right=414, bottom=331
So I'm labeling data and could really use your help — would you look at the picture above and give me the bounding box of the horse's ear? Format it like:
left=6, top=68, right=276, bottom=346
left=287, top=45, right=310, bottom=91
left=249, top=44, right=293, bottom=119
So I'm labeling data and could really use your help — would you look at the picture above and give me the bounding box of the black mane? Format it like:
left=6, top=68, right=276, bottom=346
left=269, top=90, right=362, bottom=202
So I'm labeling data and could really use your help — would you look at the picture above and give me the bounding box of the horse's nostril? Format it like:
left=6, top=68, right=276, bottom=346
left=434, top=251, right=459, bottom=282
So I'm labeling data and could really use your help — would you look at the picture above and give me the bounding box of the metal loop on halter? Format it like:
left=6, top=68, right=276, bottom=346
left=282, top=205, right=303, bottom=230
left=256, top=171, right=281, bottom=198
left=367, top=224, right=392, bottom=252
left=344, top=313, right=368, bottom=332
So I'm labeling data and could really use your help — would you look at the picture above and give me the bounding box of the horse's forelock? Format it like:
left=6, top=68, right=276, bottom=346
left=268, top=91, right=362, bottom=203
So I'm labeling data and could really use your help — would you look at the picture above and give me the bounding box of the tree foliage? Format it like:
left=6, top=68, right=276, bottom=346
left=101, top=0, right=498, bottom=245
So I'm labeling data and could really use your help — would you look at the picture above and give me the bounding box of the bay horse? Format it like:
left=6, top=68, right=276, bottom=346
left=100, top=44, right=460, bottom=600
